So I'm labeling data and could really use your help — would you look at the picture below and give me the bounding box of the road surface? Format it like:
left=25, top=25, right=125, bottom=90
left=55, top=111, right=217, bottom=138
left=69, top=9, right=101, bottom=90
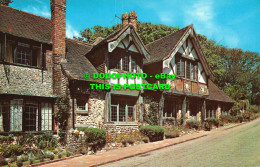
left=102, top=118, right=260, bottom=167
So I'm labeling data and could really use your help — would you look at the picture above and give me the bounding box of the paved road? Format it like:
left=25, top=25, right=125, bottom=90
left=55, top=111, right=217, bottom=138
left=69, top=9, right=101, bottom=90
left=102, top=118, right=260, bottom=167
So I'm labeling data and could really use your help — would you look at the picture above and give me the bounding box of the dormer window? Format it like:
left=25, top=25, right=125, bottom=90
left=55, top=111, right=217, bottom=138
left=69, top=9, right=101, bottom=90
left=109, top=48, right=141, bottom=73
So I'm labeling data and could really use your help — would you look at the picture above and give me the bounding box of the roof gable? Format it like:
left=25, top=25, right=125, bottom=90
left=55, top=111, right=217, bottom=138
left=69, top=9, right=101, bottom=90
left=88, top=25, right=151, bottom=61
left=145, top=24, right=214, bottom=78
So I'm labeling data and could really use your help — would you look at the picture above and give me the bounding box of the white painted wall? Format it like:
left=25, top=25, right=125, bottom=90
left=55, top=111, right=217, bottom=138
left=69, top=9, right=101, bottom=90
left=198, top=62, right=207, bottom=84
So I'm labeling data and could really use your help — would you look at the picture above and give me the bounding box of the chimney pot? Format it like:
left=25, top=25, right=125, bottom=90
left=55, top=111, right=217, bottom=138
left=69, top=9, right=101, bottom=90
left=129, top=11, right=137, bottom=32
left=122, top=13, right=129, bottom=27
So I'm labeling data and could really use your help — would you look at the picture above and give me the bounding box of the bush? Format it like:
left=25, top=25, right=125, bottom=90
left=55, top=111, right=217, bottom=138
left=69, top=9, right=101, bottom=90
left=236, top=115, right=243, bottom=123
left=186, top=120, right=201, bottom=130
left=139, top=125, right=165, bottom=142
left=165, top=129, right=179, bottom=139
left=16, top=159, right=23, bottom=167
left=247, top=105, right=260, bottom=113
left=18, top=154, right=28, bottom=162
left=0, top=154, right=8, bottom=166
left=0, top=144, right=24, bottom=157
left=35, top=132, right=58, bottom=149
left=78, top=128, right=106, bottom=148
left=50, top=154, right=55, bottom=160
left=58, top=154, right=62, bottom=159
left=0, top=134, right=14, bottom=144
left=206, top=118, right=220, bottom=127
left=220, top=115, right=237, bottom=123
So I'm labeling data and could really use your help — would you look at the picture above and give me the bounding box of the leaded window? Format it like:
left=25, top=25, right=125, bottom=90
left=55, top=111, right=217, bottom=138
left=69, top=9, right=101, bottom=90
left=109, top=48, right=141, bottom=73
left=16, top=42, right=31, bottom=65
left=24, top=104, right=38, bottom=131
left=10, top=99, right=23, bottom=132
left=41, top=103, right=52, bottom=131
left=110, top=95, right=136, bottom=122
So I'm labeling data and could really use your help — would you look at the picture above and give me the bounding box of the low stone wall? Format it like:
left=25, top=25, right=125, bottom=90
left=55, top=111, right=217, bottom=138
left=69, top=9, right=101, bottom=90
left=103, top=124, right=139, bottom=136
left=66, top=132, right=85, bottom=153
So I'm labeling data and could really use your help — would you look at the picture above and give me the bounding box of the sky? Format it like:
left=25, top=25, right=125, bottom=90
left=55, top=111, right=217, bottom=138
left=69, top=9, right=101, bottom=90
left=10, top=0, right=260, bottom=53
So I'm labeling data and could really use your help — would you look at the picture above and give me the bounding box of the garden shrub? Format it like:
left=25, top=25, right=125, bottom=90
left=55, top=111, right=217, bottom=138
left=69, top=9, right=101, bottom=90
left=206, top=118, right=220, bottom=127
left=0, top=144, right=23, bottom=157
left=220, top=115, right=237, bottom=123
left=247, top=105, right=260, bottom=113
left=236, top=115, right=243, bottom=123
left=35, top=132, right=58, bottom=149
left=139, top=125, right=165, bottom=142
left=0, top=154, right=8, bottom=166
left=16, top=159, right=23, bottom=167
left=186, top=120, right=201, bottom=130
left=0, top=134, right=14, bottom=144
left=78, top=128, right=106, bottom=150
left=165, top=129, right=179, bottom=139
left=18, top=154, right=29, bottom=162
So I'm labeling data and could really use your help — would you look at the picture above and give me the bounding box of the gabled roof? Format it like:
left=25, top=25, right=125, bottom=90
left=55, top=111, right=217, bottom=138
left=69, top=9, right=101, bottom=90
left=87, top=24, right=151, bottom=60
left=62, top=39, right=104, bottom=83
left=207, top=79, right=234, bottom=103
left=145, top=25, right=190, bottom=64
left=0, top=4, right=51, bottom=44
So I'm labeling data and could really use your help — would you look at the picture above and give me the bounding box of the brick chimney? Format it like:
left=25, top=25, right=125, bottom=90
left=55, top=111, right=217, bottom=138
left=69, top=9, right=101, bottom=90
left=122, top=13, right=129, bottom=27
left=129, top=11, right=137, bottom=32
left=51, top=0, right=66, bottom=95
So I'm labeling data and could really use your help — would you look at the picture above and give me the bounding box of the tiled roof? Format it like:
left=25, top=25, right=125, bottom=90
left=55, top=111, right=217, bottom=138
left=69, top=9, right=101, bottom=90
left=0, top=4, right=52, bottom=44
left=144, top=25, right=191, bottom=64
left=207, top=79, right=234, bottom=103
left=63, top=39, right=104, bottom=83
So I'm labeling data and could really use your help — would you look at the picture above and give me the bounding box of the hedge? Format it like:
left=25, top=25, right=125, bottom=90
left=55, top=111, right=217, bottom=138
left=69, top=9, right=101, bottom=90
left=139, top=125, right=165, bottom=142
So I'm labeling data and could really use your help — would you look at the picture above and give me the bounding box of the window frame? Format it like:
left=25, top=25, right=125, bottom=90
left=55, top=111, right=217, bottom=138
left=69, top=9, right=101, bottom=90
left=109, top=48, right=141, bottom=73
left=176, top=54, right=198, bottom=81
left=109, top=96, right=136, bottom=123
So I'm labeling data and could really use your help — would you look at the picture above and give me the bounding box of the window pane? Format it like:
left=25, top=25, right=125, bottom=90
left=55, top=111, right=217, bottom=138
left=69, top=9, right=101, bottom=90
left=186, top=61, right=190, bottom=79
left=111, top=105, right=117, bottom=122
left=41, top=103, right=52, bottom=131
left=24, top=104, right=38, bottom=131
left=122, top=55, right=129, bottom=71
left=191, top=63, right=194, bottom=80
left=10, top=100, right=23, bottom=131
left=128, top=106, right=134, bottom=122
left=131, top=58, right=137, bottom=72
left=119, top=104, right=126, bottom=121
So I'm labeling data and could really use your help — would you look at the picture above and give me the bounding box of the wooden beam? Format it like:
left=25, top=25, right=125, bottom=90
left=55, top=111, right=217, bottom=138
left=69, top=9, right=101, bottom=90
left=138, top=95, right=144, bottom=122
left=182, top=96, right=187, bottom=125
left=158, top=92, right=165, bottom=126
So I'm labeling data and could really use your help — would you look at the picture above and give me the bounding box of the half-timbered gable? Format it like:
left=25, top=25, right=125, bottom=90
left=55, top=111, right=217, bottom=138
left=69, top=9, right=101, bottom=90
left=144, top=25, right=233, bottom=125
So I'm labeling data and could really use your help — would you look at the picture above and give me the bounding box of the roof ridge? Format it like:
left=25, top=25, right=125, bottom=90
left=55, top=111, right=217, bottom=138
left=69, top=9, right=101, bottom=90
left=146, top=24, right=192, bottom=47
left=0, top=4, right=51, bottom=21
left=66, top=38, right=93, bottom=47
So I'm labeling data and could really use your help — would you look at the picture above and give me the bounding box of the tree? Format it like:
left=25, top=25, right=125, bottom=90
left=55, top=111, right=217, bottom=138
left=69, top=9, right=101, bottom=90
left=0, top=0, right=13, bottom=6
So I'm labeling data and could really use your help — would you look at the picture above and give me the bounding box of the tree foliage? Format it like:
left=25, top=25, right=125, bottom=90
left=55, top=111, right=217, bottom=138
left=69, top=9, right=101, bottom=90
left=0, top=0, right=12, bottom=6
left=75, top=21, right=260, bottom=105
